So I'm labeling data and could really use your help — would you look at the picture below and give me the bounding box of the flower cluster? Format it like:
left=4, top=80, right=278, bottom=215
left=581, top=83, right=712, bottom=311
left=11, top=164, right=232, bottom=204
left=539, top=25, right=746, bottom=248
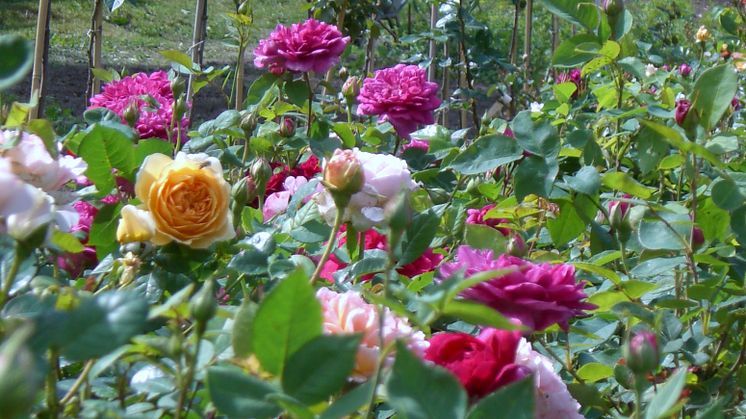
left=439, top=246, right=596, bottom=331
left=116, top=152, right=235, bottom=249
left=315, top=149, right=417, bottom=230
left=0, top=130, right=87, bottom=242
left=319, top=226, right=443, bottom=282
left=357, top=64, right=441, bottom=140
left=253, top=19, right=350, bottom=75
left=89, top=71, right=189, bottom=140
left=316, top=288, right=428, bottom=381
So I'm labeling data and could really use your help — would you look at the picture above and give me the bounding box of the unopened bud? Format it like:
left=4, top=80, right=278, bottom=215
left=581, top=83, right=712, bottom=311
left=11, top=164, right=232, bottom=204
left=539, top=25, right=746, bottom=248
left=232, top=176, right=257, bottom=208
left=171, top=76, right=186, bottom=98
left=692, top=226, right=705, bottom=250
left=190, top=280, right=217, bottom=325
left=696, top=26, right=711, bottom=43
left=506, top=234, right=527, bottom=257
left=603, top=0, right=624, bottom=19
left=675, top=99, right=691, bottom=126
left=323, top=149, right=364, bottom=197
left=124, top=102, right=140, bottom=127
left=250, top=158, right=272, bottom=186
left=338, top=67, right=349, bottom=80
left=240, top=112, right=258, bottom=134
left=278, top=117, right=295, bottom=138
left=678, top=63, right=692, bottom=77
left=342, top=76, right=360, bottom=100
left=174, top=98, right=187, bottom=119
left=623, top=330, right=659, bottom=375
left=238, top=0, right=251, bottom=16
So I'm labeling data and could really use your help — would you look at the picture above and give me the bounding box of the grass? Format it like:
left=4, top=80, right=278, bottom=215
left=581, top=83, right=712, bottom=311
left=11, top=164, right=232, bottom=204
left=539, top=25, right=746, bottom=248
left=0, top=0, right=307, bottom=67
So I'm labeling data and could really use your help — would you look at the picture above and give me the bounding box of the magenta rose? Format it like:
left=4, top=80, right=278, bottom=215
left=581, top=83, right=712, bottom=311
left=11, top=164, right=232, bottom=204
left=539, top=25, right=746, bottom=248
left=89, top=71, right=189, bottom=140
left=425, top=328, right=531, bottom=399
left=253, top=19, right=350, bottom=74
left=439, top=246, right=596, bottom=331
left=466, top=204, right=509, bottom=236
left=357, top=64, right=441, bottom=140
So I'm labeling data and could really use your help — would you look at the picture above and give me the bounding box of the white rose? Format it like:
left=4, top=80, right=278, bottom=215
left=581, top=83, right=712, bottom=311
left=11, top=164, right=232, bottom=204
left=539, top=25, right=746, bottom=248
left=0, top=158, right=36, bottom=220
left=6, top=187, right=54, bottom=242
left=315, top=149, right=417, bottom=230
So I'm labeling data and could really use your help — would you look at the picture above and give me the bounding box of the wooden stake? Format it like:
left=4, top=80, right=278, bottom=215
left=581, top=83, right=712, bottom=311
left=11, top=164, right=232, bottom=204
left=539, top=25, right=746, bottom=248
left=29, top=0, right=51, bottom=119
left=428, top=3, right=437, bottom=82
left=187, top=0, right=207, bottom=119
left=523, top=0, right=534, bottom=91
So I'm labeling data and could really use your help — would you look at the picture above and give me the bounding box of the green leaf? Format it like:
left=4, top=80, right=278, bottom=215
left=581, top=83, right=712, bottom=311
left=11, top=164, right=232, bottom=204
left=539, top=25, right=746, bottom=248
left=232, top=299, right=258, bottom=358
left=246, top=73, right=279, bottom=106
left=576, top=363, right=613, bottom=383
left=320, top=380, right=375, bottom=419
left=400, top=209, right=439, bottom=266
left=0, top=35, right=33, bottom=91
left=88, top=203, right=123, bottom=259
left=638, top=216, right=690, bottom=251
left=442, top=300, right=518, bottom=330
left=282, top=334, right=361, bottom=405
left=446, top=134, right=522, bottom=175
left=285, top=80, right=311, bottom=108
left=134, top=139, right=173, bottom=167
left=639, top=120, right=722, bottom=167
left=690, top=65, right=738, bottom=131
left=511, top=111, right=560, bottom=158
left=464, top=223, right=508, bottom=253
left=78, top=122, right=137, bottom=195
left=552, top=34, right=601, bottom=67
left=159, top=50, right=195, bottom=71
left=59, top=291, right=149, bottom=361
left=252, top=269, right=322, bottom=375
left=711, top=178, right=746, bottom=211
left=467, top=377, right=534, bottom=419
left=644, top=368, right=686, bottom=419
left=514, top=157, right=559, bottom=201
left=207, top=365, right=281, bottom=419
left=553, top=82, right=577, bottom=103
left=563, top=166, right=600, bottom=195
left=51, top=230, right=85, bottom=253
left=539, top=0, right=600, bottom=31
left=386, top=342, right=468, bottom=419
left=547, top=201, right=585, bottom=246
left=601, top=172, right=654, bottom=199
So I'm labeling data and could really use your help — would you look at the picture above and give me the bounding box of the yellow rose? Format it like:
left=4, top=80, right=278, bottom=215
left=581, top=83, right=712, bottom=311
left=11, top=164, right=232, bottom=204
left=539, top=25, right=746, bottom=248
left=117, top=152, right=235, bottom=248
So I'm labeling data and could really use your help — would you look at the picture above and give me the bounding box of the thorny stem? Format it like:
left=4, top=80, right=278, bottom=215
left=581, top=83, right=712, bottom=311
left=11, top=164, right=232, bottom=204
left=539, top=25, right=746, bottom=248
left=304, top=72, right=314, bottom=137
left=175, top=323, right=205, bottom=419
left=60, top=360, right=94, bottom=406
left=310, top=207, right=344, bottom=285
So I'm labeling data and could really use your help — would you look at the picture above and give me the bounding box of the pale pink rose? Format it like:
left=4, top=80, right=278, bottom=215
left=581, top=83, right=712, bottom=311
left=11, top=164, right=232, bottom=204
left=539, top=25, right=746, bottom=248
left=253, top=19, right=350, bottom=74
left=357, top=64, right=441, bottom=140
left=0, top=158, right=36, bottom=221
left=0, top=130, right=86, bottom=192
left=263, top=176, right=320, bottom=221
left=515, top=339, right=584, bottom=419
left=315, top=149, right=417, bottom=230
left=6, top=186, right=55, bottom=241
left=316, top=288, right=428, bottom=381
left=89, top=71, right=189, bottom=140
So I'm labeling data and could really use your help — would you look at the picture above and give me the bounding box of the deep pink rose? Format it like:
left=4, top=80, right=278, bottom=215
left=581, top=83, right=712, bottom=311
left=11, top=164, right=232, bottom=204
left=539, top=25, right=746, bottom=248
left=439, top=246, right=596, bottom=331
left=675, top=99, right=691, bottom=126
left=679, top=63, right=692, bottom=77
left=466, top=204, right=510, bottom=236
left=59, top=200, right=100, bottom=277
left=555, top=69, right=582, bottom=98
left=89, top=71, right=189, bottom=140
left=608, top=193, right=633, bottom=220
left=401, top=138, right=429, bottom=153
left=320, top=226, right=442, bottom=282
left=71, top=201, right=97, bottom=235
left=253, top=19, right=350, bottom=74
left=357, top=64, right=441, bottom=140
left=425, top=328, right=531, bottom=400
left=732, top=97, right=741, bottom=111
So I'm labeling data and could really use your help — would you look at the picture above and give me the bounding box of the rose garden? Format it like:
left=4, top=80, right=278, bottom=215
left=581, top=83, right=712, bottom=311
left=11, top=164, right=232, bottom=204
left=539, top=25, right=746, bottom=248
left=1, top=0, right=746, bottom=418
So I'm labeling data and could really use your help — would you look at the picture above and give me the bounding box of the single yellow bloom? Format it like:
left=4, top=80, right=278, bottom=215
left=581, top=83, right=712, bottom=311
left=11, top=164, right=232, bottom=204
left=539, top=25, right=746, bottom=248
left=116, top=205, right=155, bottom=243
left=696, top=26, right=711, bottom=43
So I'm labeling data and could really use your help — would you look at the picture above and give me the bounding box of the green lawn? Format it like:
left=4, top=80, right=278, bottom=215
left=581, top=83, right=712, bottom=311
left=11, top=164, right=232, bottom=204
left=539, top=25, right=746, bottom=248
left=0, top=0, right=307, bottom=67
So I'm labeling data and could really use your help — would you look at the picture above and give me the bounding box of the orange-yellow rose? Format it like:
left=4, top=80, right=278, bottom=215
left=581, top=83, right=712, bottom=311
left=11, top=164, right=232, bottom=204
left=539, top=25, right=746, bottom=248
left=116, top=152, right=235, bottom=248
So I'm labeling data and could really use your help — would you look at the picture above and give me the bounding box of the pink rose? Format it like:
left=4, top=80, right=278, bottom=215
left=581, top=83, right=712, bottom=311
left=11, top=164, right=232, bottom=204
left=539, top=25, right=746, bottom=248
left=425, top=328, right=531, bottom=400
left=0, top=157, right=36, bottom=221
left=439, top=246, right=596, bottom=331
left=263, top=176, right=320, bottom=221
left=357, top=64, right=441, bottom=140
left=401, top=138, right=429, bottom=153
left=317, top=288, right=428, bottom=381
left=515, top=338, right=584, bottom=418
left=89, top=71, right=189, bottom=140
left=253, top=19, right=350, bottom=74
left=466, top=204, right=509, bottom=236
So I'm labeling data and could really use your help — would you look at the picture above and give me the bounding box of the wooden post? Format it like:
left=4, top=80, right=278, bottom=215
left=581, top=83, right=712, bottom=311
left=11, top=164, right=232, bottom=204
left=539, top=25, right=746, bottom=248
left=428, top=3, right=437, bottom=82
left=29, top=0, right=51, bottom=119
left=509, top=1, right=520, bottom=65
left=187, top=0, right=207, bottom=119
left=523, top=0, right=533, bottom=90
left=85, top=0, right=104, bottom=103
left=551, top=16, right=560, bottom=55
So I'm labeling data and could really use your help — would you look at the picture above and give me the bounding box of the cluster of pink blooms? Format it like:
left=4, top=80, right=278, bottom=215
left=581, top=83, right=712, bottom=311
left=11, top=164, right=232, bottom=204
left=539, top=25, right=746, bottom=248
left=319, top=226, right=443, bottom=282
left=424, top=328, right=583, bottom=417
left=253, top=19, right=350, bottom=75
left=262, top=156, right=321, bottom=220
left=440, top=246, right=596, bottom=331
left=555, top=68, right=582, bottom=98
left=89, top=71, right=189, bottom=140
left=316, top=288, right=428, bottom=381
left=357, top=64, right=441, bottom=140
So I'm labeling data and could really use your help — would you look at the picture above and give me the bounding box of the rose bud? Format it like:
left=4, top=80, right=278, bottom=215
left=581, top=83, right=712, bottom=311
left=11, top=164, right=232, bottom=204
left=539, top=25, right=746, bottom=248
left=623, top=330, right=660, bottom=375
left=170, top=75, right=186, bottom=99
left=232, top=176, right=257, bottom=208
left=123, top=101, right=140, bottom=128
left=675, top=99, right=691, bottom=126
left=240, top=111, right=258, bottom=134
left=506, top=233, right=527, bottom=257
left=278, top=117, right=295, bottom=138
left=338, top=66, right=349, bottom=80
left=190, top=280, right=217, bottom=327
left=250, top=158, right=272, bottom=187
left=696, top=26, right=711, bottom=43
left=603, top=0, right=624, bottom=19
left=692, top=226, right=705, bottom=250
left=721, top=43, right=732, bottom=60
left=323, top=149, right=364, bottom=197
left=342, top=76, right=360, bottom=100
left=678, top=63, right=692, bottom=77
